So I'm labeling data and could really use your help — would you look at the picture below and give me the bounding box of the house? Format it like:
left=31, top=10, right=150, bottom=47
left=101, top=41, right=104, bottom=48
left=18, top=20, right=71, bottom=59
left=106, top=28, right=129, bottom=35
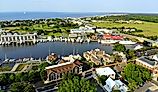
left=96, top=67, right=116, bottom=79
left=83, top=49, right=111, bottom=65
left=46, top=53, right=58, bottom=63
left=104, top=77, right=116, bottom=92
left=61, top=54, right=82, bottom=62
left=44, top=60, right=83, bottom=84
left=103, top=77, right=128, bottom=92
left=115, top=80, right=128, bottom=92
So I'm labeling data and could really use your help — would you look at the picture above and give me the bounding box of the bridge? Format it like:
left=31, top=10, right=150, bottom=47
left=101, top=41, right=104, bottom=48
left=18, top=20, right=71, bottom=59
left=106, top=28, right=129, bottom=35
left=0, top=33, right=37, bottom=45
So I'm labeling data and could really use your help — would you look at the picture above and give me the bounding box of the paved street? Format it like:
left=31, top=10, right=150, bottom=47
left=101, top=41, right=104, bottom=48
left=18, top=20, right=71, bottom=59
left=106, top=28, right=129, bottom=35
left=135, top=82, right=153, bottom=92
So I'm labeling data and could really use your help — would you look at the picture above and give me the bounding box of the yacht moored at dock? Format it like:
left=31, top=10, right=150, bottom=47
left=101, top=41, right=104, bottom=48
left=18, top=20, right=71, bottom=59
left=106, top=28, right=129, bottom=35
left=119, top=40, right=136, bottom=45
left=100, top=40, right=118, bottom=44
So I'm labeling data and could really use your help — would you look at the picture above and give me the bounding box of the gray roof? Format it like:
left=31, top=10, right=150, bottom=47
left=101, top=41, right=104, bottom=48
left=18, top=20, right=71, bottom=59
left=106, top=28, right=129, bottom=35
left=139, top=56, right=157, bottom=66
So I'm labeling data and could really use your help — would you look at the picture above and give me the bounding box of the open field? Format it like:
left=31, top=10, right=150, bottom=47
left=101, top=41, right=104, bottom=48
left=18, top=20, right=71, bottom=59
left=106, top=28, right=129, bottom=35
left=92, top=22, right=158, bottom=36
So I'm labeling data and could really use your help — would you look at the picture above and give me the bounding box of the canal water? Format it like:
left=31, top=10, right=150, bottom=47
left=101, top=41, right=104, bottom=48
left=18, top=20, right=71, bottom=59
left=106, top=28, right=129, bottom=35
left=0, top=42, right=135, bottom=61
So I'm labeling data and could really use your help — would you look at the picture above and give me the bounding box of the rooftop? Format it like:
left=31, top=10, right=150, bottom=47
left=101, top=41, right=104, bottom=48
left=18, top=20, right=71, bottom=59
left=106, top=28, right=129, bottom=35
left=138, top=56, right=157, bottom=66
left=96, top=67, right=115, bottom=76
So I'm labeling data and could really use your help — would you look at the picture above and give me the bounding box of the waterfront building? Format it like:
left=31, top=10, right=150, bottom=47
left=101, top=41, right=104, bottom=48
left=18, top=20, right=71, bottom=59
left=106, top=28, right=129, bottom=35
left=83, top=49, right=111, bottom=65
left=0, top=32, right=37, bottom=45
left=103, top=33, right=123, bottom=40
left=46, top=53, right=58, bottom=63
left=96, top=67, right=116, bottom=79
left=44, top=60, right=83, bottom=84
left=61, top=54, right=82, bottom=62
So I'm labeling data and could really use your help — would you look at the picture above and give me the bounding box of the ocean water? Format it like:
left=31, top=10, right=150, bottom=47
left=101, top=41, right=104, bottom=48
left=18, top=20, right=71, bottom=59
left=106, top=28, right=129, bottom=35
left=0, top=12, right=107, bottom=21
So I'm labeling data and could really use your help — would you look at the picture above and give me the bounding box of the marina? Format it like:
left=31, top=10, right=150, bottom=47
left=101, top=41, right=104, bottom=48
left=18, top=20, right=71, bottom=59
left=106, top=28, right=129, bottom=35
left=0, top=41, right=136, bottom=61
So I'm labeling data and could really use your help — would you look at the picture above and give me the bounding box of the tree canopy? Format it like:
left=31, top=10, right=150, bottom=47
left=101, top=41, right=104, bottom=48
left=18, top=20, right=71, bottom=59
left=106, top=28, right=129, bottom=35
left=9, top=82, right=35, bottom=92
left=113, top=44, right=126, bottom=52
left=122, top=63, right=152, bottom=91
left=58, top=73, right=96, bottom=92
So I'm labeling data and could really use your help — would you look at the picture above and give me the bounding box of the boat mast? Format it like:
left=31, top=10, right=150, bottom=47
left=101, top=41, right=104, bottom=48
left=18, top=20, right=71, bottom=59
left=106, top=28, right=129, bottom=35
left=49, top=47, right=50, bottom=55
left=5, top=53, right=7, bottom=60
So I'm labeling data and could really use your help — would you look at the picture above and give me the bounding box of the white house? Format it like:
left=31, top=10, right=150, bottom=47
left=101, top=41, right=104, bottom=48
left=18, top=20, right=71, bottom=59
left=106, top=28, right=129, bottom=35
left=96, top=67, right=116, bottom=79
left=96, top=29, right=113, bottom=34
left=115, top=80, right=128, bottom=92
left=104, top=77, right=128, bottom=92
left=62, top=54, right=82, bottom=62
left=70, top=27, right=95, bottom=34
left=104, top=77, right=116, bottom=92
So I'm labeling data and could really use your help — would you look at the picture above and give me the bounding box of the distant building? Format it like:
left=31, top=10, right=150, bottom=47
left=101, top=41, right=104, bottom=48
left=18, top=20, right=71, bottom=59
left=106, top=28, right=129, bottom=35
left=69, top=34, right=78, bottom=38
left=70, top=26, right=95, bottom=34
left=96, top=67, right=116, bottom=79
left=44, top=60, right=83, bottom=84
left=96, top=29, right=113, bottom=34
left=103, top=33, right=123, bottom=40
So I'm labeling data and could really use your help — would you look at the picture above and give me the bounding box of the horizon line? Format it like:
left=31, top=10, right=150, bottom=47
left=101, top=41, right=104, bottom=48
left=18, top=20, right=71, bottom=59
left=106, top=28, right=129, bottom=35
left=0, top=11, right=158, bottom=14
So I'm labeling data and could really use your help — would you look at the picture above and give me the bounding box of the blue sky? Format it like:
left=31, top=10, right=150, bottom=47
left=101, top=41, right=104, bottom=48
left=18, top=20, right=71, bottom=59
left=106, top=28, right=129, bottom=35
left=0, top=0, right=158, bottom=13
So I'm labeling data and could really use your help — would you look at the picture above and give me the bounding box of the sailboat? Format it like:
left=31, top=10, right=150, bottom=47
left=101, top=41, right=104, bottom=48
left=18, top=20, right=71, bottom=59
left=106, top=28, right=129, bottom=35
left=23, top=12, right=26, bottom=14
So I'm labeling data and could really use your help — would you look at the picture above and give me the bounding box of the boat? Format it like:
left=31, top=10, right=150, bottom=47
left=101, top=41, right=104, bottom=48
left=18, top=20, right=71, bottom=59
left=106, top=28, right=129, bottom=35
left=119, top=40, right=136, bottom=45
left=134, top=45, right=143, bottom=50
left=101, top=40, right=118, bottom=44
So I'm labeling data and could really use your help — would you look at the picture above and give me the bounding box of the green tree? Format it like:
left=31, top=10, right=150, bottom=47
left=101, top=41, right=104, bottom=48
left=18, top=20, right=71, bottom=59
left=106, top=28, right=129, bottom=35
left=9, top=82, right=35, bottom=92
left=126, top=49, right=136, bottom=60
left=97, top=75, right=108, bottom=85
left=15, top=73, right=23, bottom=82
left=123, top=63, right=152, bottom=91
left=113, top=44, right=126, bottom=52
left=58, top=74, right=96, bottom=92
left=28, top=70, right=36, bottom=82
left=128, top=80, right=137, bottom=91
left=9, top=74, right=15, bottom=83
left=0, top=74, right=8, bottom=86
left=111, top=54, right=122, bottom=62
left=38, top=62, right=49, bottom=81
left=38, top=62, right=49, bottom=70
left=40, top=70, right=47, bottom=81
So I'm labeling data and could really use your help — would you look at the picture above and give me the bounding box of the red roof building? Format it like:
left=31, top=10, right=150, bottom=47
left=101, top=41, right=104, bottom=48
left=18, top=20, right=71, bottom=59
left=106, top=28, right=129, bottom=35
left=103, top=34, right=123, bottom=40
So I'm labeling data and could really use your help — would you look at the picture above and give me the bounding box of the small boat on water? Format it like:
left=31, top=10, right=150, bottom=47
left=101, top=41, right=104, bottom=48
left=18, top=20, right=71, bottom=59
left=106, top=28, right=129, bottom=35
left=119, top=40, right=136, bottom=45
left=101, top=40, right=118, bottom=44
left=134, top=45, right=143, bottom=50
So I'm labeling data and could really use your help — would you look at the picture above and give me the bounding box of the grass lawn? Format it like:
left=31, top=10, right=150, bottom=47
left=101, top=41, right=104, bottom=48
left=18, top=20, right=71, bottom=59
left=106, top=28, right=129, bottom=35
left=16, top=64, right=27, bottom=71
left=92, top=22, right=158, bottom=36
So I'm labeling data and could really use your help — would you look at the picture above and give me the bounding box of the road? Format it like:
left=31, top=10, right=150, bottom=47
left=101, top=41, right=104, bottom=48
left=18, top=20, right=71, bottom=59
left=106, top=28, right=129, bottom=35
left=134, top=82, right=153, bottom=92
